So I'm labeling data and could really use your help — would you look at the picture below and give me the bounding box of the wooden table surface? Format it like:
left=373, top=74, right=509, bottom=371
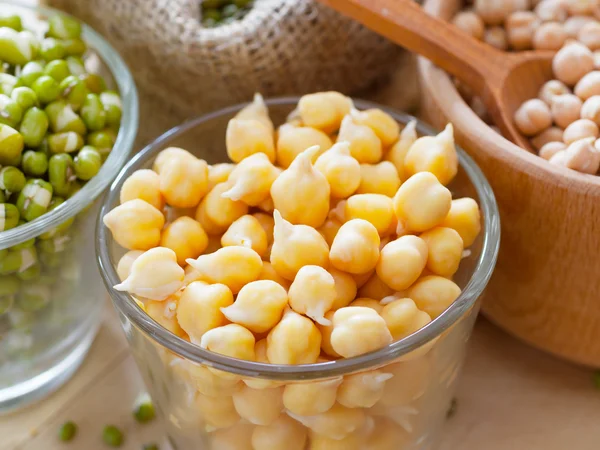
left=4, top=302, right=600, bottom=450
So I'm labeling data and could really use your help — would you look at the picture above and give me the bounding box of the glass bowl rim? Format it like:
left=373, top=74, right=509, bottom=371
left=97, top=97, right=501, bottom=380
left=0, top=0, right=139, bottom=249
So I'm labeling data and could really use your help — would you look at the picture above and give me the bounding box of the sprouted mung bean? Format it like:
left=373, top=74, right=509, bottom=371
left=0, top=11, right=121, bottom=365
left=103, top=92, right=483, bottom=448
left=201, top=0, right=254, bottom=28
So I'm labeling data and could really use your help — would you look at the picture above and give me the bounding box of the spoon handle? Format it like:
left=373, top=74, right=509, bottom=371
left=318, top=0, right=505, bottom=93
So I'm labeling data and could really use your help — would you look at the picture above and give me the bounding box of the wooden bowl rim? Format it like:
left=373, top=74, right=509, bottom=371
left=419, top=0, right=600, bottom=194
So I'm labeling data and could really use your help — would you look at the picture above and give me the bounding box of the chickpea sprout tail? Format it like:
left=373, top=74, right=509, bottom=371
left=102, top=91, right=483, bottom=448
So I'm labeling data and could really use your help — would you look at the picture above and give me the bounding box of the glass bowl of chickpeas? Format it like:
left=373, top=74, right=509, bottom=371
left=0, top=2, right=138, bottom=411
left=98, top=94, right=499, bottom=450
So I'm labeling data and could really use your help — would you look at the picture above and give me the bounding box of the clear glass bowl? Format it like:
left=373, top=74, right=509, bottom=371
left=98, top=98, right=499, bottom=450
left=0, top=1, right=138, bottom=412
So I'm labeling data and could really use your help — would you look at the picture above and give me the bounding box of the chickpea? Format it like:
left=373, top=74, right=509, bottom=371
left=329, top=219, right=380, bottom=275
left=594, top=51, right=600, bottom=70
left=451, top=11, right=485, bottom=40
left=159, top=156, right=209, bottom=208
left=356, top=161, right=401, bottom=197
left=350, top=297, right=384, bottom=314
left=533, top=22, right=567, bottom=50
left=328, top=268, right=358, bottom=310
left=551, top=94, right=582, bottom=129
left=350, top=108, right=401, bottom=148
left=200, top=323, right=256, bottom=361
left=404, top=123, right=458, bottom=185
left=381, top=298, right=432, bottom=341
left=221, top=153, right=280, bottom=207
left=475, top=0, right=529, bottom=25
left=357, top=272, right=394, bottom=301
left=116, top=250, right=143, bottom=281
left=186, top=363, right=241, bottom=397
left=563, top=119, right=599, bottom=145
left=258, top=261, right=291, bottom=290
left=267, top=308, right=321, bottom=364
left=330, top=306, right=392, bottom=358
left=393, top=172, right=452, bottom=233
left=232, top=385, right=284, bottom=426
left=221, top=280, right=288, bottom=333
left=363, top=417, right=411, bottom=450
left=251, top=415, right=308, bottom=450
left=289, top=403, right=365, bottom=441
left=539, top=141, right=567, bottom=160
left=581, top=95, right=600, bottom=125
left=337, top=369, right=393, bottom=409
left=337, top=114, right=383, bottom=164
left=195, top=394, right=240, bottom=430
left=578, top=22, right=600, bottom=51
left=160, top=216, right=209, bottom=266
left=506, top=11, right=539, bottom=50
left=226, top=118, right=275, bottom=163
left=276, top=123, right=332, bottom=169
left=314, top=141, right=361, bottom=199
left=552, top=41, right=594, bottom=86
left=384, top=120, right=417, bottom=181
left=186, top=246, right=263, bottom=294
left=564, top=15, right=596, bottom=38
left=574, top=71, right=600, bottom=100
left=146, top=297, right=187, bottom=338
left=377, top=358, right=430, bottom=407
left=221, top=215, right=268, bottom=258
left=120, top=169, right=165, bottom=211
left=298, top=91, right=353, bottom=134
left=177, top=281, right=233, bottom=343
left=195, top=182, right=249, bottom=235
left=152, top=147, right=196, bottom=174
left=270, top=210, right=329, bottom=280
left=551, top=137, right=600, bottom=174
left=514, top=99, right=552, bottom=137
left=440, top=198, right=482, bottom=247
left=207, top=163, right=235, bottom=191
left=283, top=378, right=343, bottom=416
left=316, top=311, right=340, bottom=358
left=289, top=265, right=336, bottom=325
left=253, top=212, right=275, bottom=244
left=420, top=227, right=464, bottom=277
left=408, top=275, right=461, bottom=318
left=244, top=339, right=284, bottom=390
left=328, top=198, right=347, bottom=223
left=534, top=0, right=568, bottom=22
left=318, top=217, right=343, bottom=247
left=103, top=199, right=165, bottom=250
left=376, top=235, right=428, bottom=291
left=113, top=247, right=184, bottom=301
left=210, top=423, right=254, bottom=450
left=531, top=126, right=564, bottom=150
left=271, top=145, right=330, bottom=228
left=484, top=26, right=508, bottom=50
left=236, top=93, right=274, bottom=134
left=345, top=194, right=396, bottom=237
left=538, top=80, right=570, bottom=106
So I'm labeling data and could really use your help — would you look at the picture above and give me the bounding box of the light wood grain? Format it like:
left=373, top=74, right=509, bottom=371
left=418, top=0, right=600, bottom=368
left=315, top=0, right=555, bottom=150
left=4, top=308, right=600, bottom=450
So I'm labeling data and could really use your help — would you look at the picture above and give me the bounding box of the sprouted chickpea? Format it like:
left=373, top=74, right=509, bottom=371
left=160, top=216, right=209, bottom=265
left=116, top=250, right=143, bottom=282
left=120, top=169, right=164, bottom=211
left=337, top=370, right=393, bottom=408
left=356, top=161, right=401, bottom=197
left=200, top=323, right=256, bottom=361
left=159, top=156, right=209, bottom=208
left=345, top=194, right=396, bottom=237
left=208, top=162, right=235, bottom=190
left=298, top=91, right=353, bottom=134
left=350, top=108, right=401, bottom=148
left=288, top=265, right=336, bottom=325
left=221, top=152, right=280, bottom=206
left=329, top=219, right=381, bottom=275
left=266, top=308, right=321, bottom=364
left=103, top=199, right=165, bottom=250
left=314, top=141, right=361, bottom=199
left=384, top=120, right=417, bottom=181
left=221, top=214, right=268, bottom=258
left=226, top=117, right=275, bottom=163
left=195, top=181, right=249, bottom=234
left=276, top=123, right=332, bottom=169
left=330, top=306, right=392, bottom=358
left=113, top=247, right=184, bottom=301
left=232, top=384, right=284, bottom=426
left=236, top=93, right=274, bottom=133
left=376, top=235, right=428, bottom=291
left=270, top=145, right=330, bottom=228
left=288, top=403, right=365, bottom=441
left=380, top=297, right=432, bottom=341
left=337, top=114, right=383, bottom=164
left=251, top=415, right=308, bottom=450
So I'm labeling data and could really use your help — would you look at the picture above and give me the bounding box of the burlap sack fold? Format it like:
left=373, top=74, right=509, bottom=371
left=46, top=0, right=401, bottom=144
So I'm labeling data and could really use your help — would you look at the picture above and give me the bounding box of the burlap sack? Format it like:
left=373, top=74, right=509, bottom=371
left=46, top=0, right=402, bottom=145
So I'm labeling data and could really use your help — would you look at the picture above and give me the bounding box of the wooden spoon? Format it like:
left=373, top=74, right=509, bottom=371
left=316, top=0, right=554, bottom=150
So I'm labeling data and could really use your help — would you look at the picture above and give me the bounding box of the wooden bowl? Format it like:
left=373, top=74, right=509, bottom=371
left=418, top=0, right=600, bottom=368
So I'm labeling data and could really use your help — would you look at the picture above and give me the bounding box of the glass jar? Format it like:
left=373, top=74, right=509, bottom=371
left=98, top=98, right=499, bottom=450
left=0, top=1, right=138, bottom=412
